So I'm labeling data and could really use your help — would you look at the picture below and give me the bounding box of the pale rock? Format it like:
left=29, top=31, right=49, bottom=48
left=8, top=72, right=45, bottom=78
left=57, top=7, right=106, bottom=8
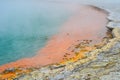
left=112, top=27, right=120, bottom=38
left=100, top=72, right=120, bottom=80
left=107, top=22, right=120, bottom=28
left=107, top=12, right=120, bottom=22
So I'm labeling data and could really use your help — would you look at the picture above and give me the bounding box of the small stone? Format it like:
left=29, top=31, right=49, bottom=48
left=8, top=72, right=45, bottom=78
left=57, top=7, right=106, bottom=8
left=105, top=8, right=113, bottom=13
left=107, top=12, right=120, bottom=22
left=65, top=64, right=74, bottom=71
left=112, top=28, right=120, bottom=38
left=5, top=68, right=16, bottom=73
left=90, top=62, right=110, bottom=68
left=107, top=22, right=120, bottom=28
left=100, top=72, right=120, bottom=80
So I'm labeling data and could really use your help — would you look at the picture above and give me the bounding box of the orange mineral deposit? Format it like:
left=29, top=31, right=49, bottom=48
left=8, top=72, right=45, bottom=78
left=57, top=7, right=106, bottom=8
left=0, top=5, right=108, bottom=73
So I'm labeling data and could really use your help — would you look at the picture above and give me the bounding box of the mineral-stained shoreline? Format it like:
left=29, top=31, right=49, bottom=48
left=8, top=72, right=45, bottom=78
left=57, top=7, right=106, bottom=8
left=1, top=5, right=120, bottom=80
left=16, top=29, right=120, bottom=80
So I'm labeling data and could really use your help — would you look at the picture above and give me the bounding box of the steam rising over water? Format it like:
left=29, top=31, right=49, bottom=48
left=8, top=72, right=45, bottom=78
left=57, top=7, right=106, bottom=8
left=0, top=1, right=73, bottom=65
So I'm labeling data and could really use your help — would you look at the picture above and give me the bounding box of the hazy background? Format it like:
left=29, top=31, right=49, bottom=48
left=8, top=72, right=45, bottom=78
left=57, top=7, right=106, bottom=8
left=0, top=0, right=120, bottom=65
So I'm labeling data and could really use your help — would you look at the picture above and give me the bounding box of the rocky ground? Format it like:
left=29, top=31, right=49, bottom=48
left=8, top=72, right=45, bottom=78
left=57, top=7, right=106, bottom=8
left=1, top=5, right=120, bottom=80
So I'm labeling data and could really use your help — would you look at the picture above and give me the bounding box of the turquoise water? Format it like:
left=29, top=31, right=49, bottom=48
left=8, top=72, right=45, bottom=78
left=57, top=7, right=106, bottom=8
left=0, top=1, right=72, bottom=65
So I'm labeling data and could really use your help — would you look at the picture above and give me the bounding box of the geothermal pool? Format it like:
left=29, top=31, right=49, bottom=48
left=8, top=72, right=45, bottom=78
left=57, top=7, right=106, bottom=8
left=0, top=5, right=109, bottom=72
left=0, top=1, right=74, bottom=65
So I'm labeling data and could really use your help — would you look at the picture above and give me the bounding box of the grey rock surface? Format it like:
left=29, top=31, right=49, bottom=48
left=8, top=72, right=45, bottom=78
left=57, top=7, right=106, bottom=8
left=107, top=22, right=120, bottom=28
left=107, top=12, right=120, bottom=22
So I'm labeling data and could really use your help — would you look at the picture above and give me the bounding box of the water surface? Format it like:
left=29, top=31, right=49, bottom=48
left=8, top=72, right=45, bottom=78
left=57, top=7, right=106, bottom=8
left=0, top=1, right=73, bottom=65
